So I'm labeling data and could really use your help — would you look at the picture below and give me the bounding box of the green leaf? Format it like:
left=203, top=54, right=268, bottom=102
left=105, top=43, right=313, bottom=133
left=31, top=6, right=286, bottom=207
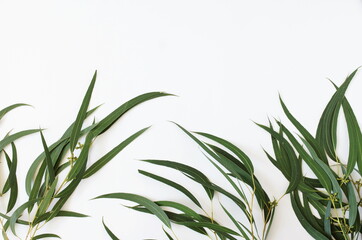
left=6, top=143, right=18, bottom=212
left=67, top=132, right=94, bottom=180
left=279, top=96, right=328, bottom=164
left=290, top=191, right=329, bottom=240
left=155, top=201, right=202, bottom=221
left=316, top=68, right=359, bottom=161
left=83, top=127, right=150, bottom=179
left=142, top=159, right=214, bottom=200
left=220, top=203, right=251, bottom=240
left=0, top=212, right=28, bottom=225
left=0, top=129, right=41, bottom=152
left=202, top=153, right=250, bottom=218
left=70, top=70, right=97, bottom=153
left=26, top=139, right=66, bottom=196
left=9, top=199, right=39, bottom=236
left=40, top=131, right=55, bottom=185
left=323, top=201, right=332, bottom=237
left=26, top=105, right=100, bottom=195
left=195, top=132, right=254, bottom=174
left=2, top=150, right=12, bottom=194
left=28, top=161, right=47, bottom=212
left=276, top=121, right=333, bottom=195
left=138, top=170, right=201, bottom=208
left=94, top=193, right=171, bottom=228
left=102, top=218, right=120, bottom=240
left=301, top=138, right=342, bottom=202
left=209, top=143, right=270, bottom=211
left=0, top=103, right=30, bottom=121
left=162, top=227, right=174, bottom=240
left=91, top=92, right=173, bottom=137
left=130, top=206, right=209, bottom=235
left=31, top=233, right=61, bottom=239
left=36, top=178, right=58, bottom=217
left=33, top=210, right=89, bottom=225
left=176, top=221, right=240, bottom=238
left=257, top=122, right=302, bottom=193
left=347, top=180, right=357, bottom=227
left=341, top=98, right=362, bottom=177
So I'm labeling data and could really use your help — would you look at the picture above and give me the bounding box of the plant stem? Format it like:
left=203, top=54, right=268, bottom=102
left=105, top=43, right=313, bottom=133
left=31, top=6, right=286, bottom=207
left=0, top=217, right=9, bottom=240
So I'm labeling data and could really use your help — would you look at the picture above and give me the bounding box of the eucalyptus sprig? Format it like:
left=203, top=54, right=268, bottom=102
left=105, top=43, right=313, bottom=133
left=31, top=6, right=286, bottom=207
left=259, top=68, right=361, bottom=240
left=97, top=123, right=275, bottom=240
left=0, top=71, right=172, bottom=239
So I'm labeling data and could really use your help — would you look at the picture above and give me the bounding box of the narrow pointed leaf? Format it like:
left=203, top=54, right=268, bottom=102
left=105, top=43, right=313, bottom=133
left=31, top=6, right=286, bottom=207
left=9, top=199, right=39, bottom=236
left=155, top=201, right=202, bottom=221
left=138, top=170, right=201, bottom=208
left=40, top=131, right=55, bottom=184
left=221, top=204, right=251, bottom=240
left=94, top=193, right=171, bottom=228
left=176, top=222, right=240, bottom=238
left=33, top=210, right=89, bottom=225
left=142, top=159, right=214, bottom=199
left=26, top=105, right=100, bottom=195
left=163, top=227, right=174, bottom=240
left=0, top=129, right=41, bottom=152
left=70, top=70, right=97, bottom=152
left=67, top=133, right=93, bottom=180
left=0, top=103, right=30, bottom=121
left=6, top=143, right=18, bottom=212
left=290, top=192, right=329, bottom=240
left=323, top=201, right=332, bottom=237
left=195, top=132, right=254, bottom=174
left=32, top=233, right=61, bottom=239
left=91, top=92, right=173, bottom=137
left=83, top=127, right=150, bottom=179
left=347, top=181, right=357, bottom=226
left=36, top=178, right=58, bottom=217
left=316, top=68, right=358, bottom=160
left=102, top=218, right=120, bottom=240
left=279, top=96, right=328, bottom=164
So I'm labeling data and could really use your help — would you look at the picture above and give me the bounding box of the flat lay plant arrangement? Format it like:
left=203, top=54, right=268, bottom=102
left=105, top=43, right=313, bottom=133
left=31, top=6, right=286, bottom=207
left=0, top=69, right=360, bottom=240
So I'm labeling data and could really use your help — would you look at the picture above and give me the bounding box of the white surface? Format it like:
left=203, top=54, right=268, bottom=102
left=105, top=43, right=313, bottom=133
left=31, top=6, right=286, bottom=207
left=0, top=0, right=362, bottom=239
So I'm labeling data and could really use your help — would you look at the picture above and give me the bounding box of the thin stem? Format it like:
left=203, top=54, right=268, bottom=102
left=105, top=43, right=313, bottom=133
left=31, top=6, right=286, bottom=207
left=210, top=199, right=219, bottom=240
left=170, top=228, right=180, bottom=240
left=331, top=199, right=349, bottom=240
left=0, top=217, right=10, bottom=240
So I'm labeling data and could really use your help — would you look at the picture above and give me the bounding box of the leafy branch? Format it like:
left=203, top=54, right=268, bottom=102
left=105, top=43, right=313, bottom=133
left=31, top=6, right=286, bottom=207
left=0, top=71, right=172, bottom=239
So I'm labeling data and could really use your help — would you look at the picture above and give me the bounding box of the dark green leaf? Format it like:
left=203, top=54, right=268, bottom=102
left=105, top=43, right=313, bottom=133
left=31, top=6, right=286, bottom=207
left=138, top=170, right=201, bottom=208
left=142, top=159, right=214, bottom=200
left=40, top=131, right=55, bottom=185
left=70, top=70, right=97, bottom=153
left=0, top=103, right=30, bottom=121
left=9, top=199, right=39, bottom=236
left=195, top=132, right=254, bottom=174
left=102, top=218, right=120, bottom=240
left=83, top=127, right=150, bottom=179
left=94, top=193, right=171, bottom=228
left=32, top=233, right=61, bottom=239
left=91, top=92, right=173, bottom=137
left=6, top=143, right=18, bottom=212
left=290, top=191, right=329, bottom=240
left=0, top=129, right=41, bottom=152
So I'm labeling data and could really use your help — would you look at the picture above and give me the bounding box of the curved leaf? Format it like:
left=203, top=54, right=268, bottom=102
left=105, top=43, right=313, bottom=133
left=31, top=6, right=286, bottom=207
left=94, top=193, right=171, bottom=228
left=102, top=218, right=120, bottom=240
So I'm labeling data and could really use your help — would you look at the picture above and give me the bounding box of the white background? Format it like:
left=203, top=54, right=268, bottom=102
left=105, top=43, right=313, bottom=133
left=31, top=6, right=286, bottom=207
left=1, top=0, right=362, bottom=239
